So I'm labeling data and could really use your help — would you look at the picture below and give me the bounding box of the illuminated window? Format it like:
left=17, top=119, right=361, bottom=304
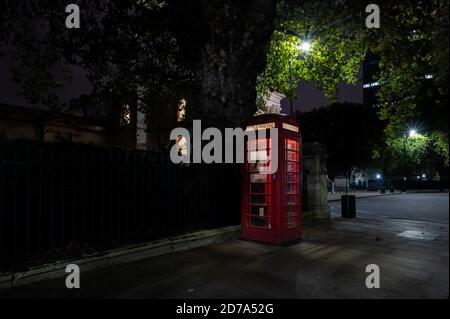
left=175, top=135, right=188, bottom=156
left=177, top=99, right=186, bottom=122
left=121, top=104, right=131, bottom=126
left=363, top=82, right=380, bottom=89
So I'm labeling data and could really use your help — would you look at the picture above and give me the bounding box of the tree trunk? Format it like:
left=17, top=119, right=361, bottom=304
left=169, top=0, right=277, bottom=128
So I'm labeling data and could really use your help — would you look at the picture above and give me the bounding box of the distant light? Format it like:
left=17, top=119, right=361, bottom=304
left=422, top=174, right=426, bottom=178
left=121, top=104, right=131, bottom=126
left=298, top=41, right=311, bottom=52
left=425, top=74, right=433, bottom=79
left=409, top=129, right=418, bottom=138
left=376, top=174, right=381, bottom=179
left=417, top=176, right=421, bottom=179
left=363, top=81, right=380, bottom=88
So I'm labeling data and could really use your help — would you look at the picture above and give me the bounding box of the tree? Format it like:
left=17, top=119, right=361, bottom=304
left=168, top=0, right=277, bottom=127
left=370, top=0, right=449, bottom=137
left=379, top=131, right=449, bottom=177
left=0, top=0, right=277, bottom=129
left=299, top=102, right=385, bottom=178
left=385, top=134, right=428, bottom=176
left=257, top=0, right=448, bottom=178
left=256, top=0, right=367, bottom=110
left=1, top=0, right=448, bottom=137
left=0, top=1, right=187, bottom=113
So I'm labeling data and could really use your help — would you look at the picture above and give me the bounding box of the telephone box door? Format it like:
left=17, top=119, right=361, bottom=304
left=282, top=137, right=302, bottom=243
left=242, top=137, right=276, bottom=243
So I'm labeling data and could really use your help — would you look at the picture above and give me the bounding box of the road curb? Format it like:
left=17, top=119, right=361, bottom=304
left=327, top=192, right=404, bottom=202
left=0, top=225, right=240, bottom=290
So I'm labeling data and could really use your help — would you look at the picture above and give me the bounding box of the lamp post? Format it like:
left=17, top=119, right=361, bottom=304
left=286, top=30, right=311, bottom=115
left=402, top=132, right=408, bottom=192
left=402, top=128, right=420, bottom=192
left=288, top=59, right=294, bottom=115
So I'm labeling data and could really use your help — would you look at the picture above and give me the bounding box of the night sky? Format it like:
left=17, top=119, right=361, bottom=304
left=0, top=55, right=93, bottom=109
left=0, top=54, right=362, bottom=113
left=280, top=78, right=363, bottom=113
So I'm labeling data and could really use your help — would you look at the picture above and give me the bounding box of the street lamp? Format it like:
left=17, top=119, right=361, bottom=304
left=287, top=30, right=312, bottom=115
left=298, top=41, right=311, bottom=52
left=409, top=129, right=419, bottom=138
left=402, top=128, right=421, bottom=191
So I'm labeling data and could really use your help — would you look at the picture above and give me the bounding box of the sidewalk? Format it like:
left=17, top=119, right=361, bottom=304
left=328, top=191, right=402, bottom=202
left=1, top=206, right=447, bottom=299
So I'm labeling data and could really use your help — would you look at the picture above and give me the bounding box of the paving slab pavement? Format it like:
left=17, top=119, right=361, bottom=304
left=0, top=194, right=448, bottom=299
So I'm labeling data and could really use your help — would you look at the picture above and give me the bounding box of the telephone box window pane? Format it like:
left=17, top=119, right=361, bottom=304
left=250, top=206, right=269, bottom=216
left=285, top=139, right=299, bottom=151
left=250, top=174, right=268, bottom=183
left=286, top=216, right=298, bottom=228
left=286, top=183, right=298, bottom=194
left=286, top=151, right=299, bottom=161
left=248, top=161, right=272, bottom=174
left=251, top=183, right=266, bottom=193
left=249, top=216, right=269, bottom=228
left=249, top=162, right=267, bottom=173
left=287, top=162, right=299, bottom=172
left=286, top=173, right=299, bottom=183
left=247, top=151, right=272, bottom=171
left=248, top=139, right=271, bottom=151
left=248, top=163, right=257, bottom=173
left=286, top=194, right=297, bottom=205
left=250, top=195, right=266, bottom=204
left=248, top=206, right=270, bottom=228
left=248, top=150, right=269, bottom=162
left=259, top=162, right=272, bottom=174
left=286, top=205, right=298, bottom=216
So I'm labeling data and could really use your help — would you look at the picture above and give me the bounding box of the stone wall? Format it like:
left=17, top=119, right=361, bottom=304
left=303, top=142, right=330, bottom=223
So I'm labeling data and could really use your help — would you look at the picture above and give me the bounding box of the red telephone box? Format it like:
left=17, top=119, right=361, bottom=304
left=241, top=114, right=302, bottom=245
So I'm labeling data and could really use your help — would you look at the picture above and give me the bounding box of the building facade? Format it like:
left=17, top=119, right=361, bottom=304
left=363, top=53, right=381, bottom=108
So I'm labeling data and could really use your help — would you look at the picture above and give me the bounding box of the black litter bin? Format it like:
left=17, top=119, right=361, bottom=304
left=341, top=195, right=356, bottom=218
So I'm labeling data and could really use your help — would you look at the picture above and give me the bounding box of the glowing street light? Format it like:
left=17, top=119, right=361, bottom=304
left=298, top=41, right=311, bottom=52
left=287, top=30, right=313, bottom=115
left=376, top=174, right=382, bottom=179
left=408, top=129, right=419, bottom=138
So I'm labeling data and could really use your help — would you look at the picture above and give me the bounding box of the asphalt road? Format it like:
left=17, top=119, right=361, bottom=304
left=330, top=192, right=449, bottom=223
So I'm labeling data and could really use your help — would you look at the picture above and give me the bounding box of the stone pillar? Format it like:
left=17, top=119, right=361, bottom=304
left=303, top=142, right=330, bottom=223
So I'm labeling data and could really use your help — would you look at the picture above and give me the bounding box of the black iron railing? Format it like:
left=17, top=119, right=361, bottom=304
left=0, top=141, right=241, bottom=273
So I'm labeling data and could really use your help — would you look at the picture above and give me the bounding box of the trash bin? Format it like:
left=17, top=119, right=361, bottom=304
left=341, top=195, right=356, bottom=218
